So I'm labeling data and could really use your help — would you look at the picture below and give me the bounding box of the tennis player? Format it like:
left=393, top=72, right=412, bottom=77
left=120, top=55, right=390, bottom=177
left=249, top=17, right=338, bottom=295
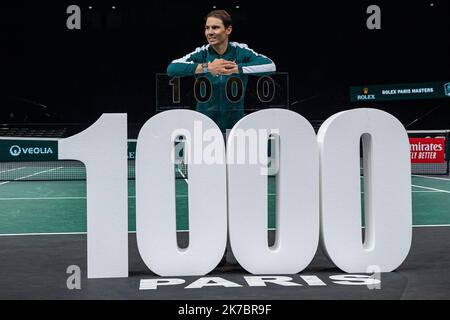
left=167, top=9, right=276, bottom=266
left=167, top=9, right=276, bottom=133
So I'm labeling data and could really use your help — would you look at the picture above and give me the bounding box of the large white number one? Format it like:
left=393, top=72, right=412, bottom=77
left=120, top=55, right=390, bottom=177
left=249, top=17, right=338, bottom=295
left=58, top=114, right=128, bottom=278
left=318, top=108, right=412, bottom=272
left=136, top=110, right=227, bottom=276
left=227, top=109, right=319, bottom=274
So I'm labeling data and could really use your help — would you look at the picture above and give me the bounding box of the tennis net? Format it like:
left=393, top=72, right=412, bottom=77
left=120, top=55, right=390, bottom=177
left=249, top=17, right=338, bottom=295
left=0, top=138, right=184, bottom=181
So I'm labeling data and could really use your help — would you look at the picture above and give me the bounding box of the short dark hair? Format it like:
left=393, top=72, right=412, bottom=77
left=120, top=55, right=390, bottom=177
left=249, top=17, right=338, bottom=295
left=205, top=10, right=232, bottom=28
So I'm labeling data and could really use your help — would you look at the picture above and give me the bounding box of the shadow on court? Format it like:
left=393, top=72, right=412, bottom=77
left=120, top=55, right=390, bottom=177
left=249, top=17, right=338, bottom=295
left=0, top=227, right=449, bottom=299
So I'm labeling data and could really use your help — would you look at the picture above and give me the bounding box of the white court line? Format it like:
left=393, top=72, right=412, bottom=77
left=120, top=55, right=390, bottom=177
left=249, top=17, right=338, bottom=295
left=0, top=193, right=276, bottom=201
left=412, top=184, right=450, bottom=194
left=0, top=167, right=27, bottom=185
left=0, top=232, right=89, bottom=236
left=0, top=191, right=441, bottom=201
left=14, top=167, right=64, bottom=181
left=0, top=167, right=64, bottom=186
left=0, top=196, right=138, bottom=200
left=414, top=224, right=450, bottom=228
left=0, top=231, right=135, bottom=237
left=177, top=167, right=188, bottom=184
left=0, top=196, right=87, bottom=201
left=0, top=166, right=27, bottom=174
left=1, top=225, right=450, bottom=237
left=412, top=175, right=450, bottom=181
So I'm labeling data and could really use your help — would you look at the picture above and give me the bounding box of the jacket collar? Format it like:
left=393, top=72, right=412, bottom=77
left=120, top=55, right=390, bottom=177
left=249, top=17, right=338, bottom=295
left=208, top=42, right=232, bottom=56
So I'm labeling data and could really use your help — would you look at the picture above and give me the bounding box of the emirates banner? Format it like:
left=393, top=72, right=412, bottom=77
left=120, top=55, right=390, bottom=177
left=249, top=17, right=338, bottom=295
left=409, top=138, right=446, bottom=163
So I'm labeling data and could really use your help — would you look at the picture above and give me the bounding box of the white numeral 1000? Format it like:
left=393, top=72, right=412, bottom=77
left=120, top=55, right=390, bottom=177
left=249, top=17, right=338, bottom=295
left=58, top=108, right=412, bottom=279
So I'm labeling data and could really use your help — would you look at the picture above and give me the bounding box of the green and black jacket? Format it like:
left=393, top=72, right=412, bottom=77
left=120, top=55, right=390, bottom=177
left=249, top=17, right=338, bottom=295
left=167, top=42, right=276, bottom=132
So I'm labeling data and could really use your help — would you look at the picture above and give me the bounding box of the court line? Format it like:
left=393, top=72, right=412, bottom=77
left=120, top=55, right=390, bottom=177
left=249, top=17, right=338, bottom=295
left=0, top=191, right=441, bottom=201
left=0, top=232, right=89, bottom=236
left=412, top=175, right=450, bottom=181
left=0, top=194, right=279, bottom=201
left=0, top=166, right=27, bottom=174
left=177, top=167, right=188, bottom=184
left=0, top=231, right=139, bottom=237
left=413, top=224, right=450, bottom=228
left=0, top=196, right=139, bottom=201
left=412, top=184, right=450, bottom=194
left=0, top=167, right=64, bottom=186
left=0, top=137, right=60, bottom=141
left=1, top=224, right=450, bottom=237
left=0, top=196, right=88, bottom=200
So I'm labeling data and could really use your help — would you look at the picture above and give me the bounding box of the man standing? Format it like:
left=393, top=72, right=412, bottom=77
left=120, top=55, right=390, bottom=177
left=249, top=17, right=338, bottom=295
left=167, top=10, right=276, bottom=267
left=167, top=9, right=276, bottom=133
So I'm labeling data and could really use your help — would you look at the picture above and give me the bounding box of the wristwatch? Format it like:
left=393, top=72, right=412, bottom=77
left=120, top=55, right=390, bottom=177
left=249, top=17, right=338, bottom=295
left=202, top=62, right=208, bottom=74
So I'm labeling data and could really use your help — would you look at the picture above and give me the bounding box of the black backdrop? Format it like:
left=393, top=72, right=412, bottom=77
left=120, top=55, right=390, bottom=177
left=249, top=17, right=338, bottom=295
left=2, top=0, right=449, bottom=133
